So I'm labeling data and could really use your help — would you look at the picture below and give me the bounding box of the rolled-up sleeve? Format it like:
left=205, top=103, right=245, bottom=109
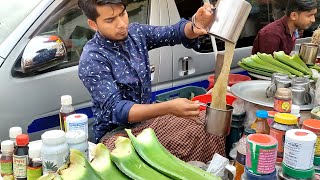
left=136, top=19, right=199, bottom=50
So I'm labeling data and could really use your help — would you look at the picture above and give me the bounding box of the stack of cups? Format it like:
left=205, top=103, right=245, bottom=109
left=244, top=134, right=278, bottom=180
left=282, top=129, right=316, bottom=179
left=302, top=119, right=320, bottom=174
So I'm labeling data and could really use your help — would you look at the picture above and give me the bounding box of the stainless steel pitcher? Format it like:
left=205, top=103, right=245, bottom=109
left=206, top=0, right=252, bottom=43
left=299, top=43, right=319, bottom=65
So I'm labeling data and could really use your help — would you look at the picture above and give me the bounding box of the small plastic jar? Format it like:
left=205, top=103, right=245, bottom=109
left=274, top=88, right=292, bottom=113
left=41, top=130, right=69, bottom=174
left=66, top=130, right=88, bottom=159
left=269, top=113, right=299, bottom=163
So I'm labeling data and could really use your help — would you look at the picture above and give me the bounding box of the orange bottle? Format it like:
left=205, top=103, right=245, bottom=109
left=251, top=110, right=270, bottom=134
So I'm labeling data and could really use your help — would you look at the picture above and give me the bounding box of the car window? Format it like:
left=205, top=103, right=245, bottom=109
left=27, top=0, right=150, bottom=73
left=0, top=0, right=41, bottom=45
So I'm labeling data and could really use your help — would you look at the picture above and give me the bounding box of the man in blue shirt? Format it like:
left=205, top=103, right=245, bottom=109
left=78, top=0, right=215, bottom=143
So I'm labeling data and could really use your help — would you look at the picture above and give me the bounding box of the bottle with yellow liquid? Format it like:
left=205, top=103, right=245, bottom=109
left=59, top=95, right=75, bottom=132
left=251, top=110, right=270, bottom=134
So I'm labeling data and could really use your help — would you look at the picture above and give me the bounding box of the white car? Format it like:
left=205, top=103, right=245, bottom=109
left=0, top=0, right=312, bottom=142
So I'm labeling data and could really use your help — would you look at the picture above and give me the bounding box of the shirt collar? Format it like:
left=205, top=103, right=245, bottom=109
left=280, top=15, right=293, bottom=36
left=95, top=31, right=127, bottom=50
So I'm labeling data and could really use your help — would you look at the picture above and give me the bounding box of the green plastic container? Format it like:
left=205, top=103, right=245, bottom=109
left=156, top=86, right=207, bottom=102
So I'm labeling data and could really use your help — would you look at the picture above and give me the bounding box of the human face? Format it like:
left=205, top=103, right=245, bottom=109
left=293, top=9, right=317, bottom=30
left=88, top=4, right=129, bottom=41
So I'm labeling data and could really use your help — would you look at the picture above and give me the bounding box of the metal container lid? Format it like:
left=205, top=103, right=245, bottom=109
left=275, top=88, right=292, bottom=99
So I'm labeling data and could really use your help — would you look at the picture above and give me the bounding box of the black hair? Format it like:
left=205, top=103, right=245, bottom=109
left=286, top=0, right=318, bottom=16
left=78, top=0, right=127, bottom=21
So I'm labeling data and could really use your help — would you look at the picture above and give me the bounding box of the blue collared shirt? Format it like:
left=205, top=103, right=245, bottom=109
left=78, top=19, right=199, bottom=142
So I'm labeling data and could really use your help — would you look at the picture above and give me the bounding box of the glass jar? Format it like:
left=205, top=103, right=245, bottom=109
left=269, top=113, right=299, bottom=163
left=41, top=130, right=69, bottom=174
left=274, top=88, right=292, bottom=113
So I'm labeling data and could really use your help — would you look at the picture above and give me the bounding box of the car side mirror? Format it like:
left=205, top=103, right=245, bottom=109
left=21, top=35, right=67, bottom=73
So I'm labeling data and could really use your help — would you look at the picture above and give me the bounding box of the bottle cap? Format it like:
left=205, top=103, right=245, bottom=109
left=274, top=113, right=298, bottom=125
left=302, top=119, right=320, bottom=134
left=291, top=105, right=300, bottom=114
left=41, top=130, right=66, bottom=145
left=16, top=134, right=29, bottom=146
left=1, top=140, right=14, bottom=151
left=9, top=127, right=22, bottom=139
left=244, top=128, right=256, bottom=136
left=29, top=144, right=41, bottom=159
left=61, top=95, right=72, bottom=106
left=66, top=130, right=87, bottom=144
left=256, top=110, right=268, bottom=118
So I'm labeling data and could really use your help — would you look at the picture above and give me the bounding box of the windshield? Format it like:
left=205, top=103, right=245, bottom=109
left=0, top=0, right=41, bottom=45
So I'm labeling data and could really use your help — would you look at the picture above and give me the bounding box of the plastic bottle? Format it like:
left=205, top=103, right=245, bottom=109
left=1, top=140, right=14, bottom=177
left=9, top=127, right=22, bottom=145
left=27, top=145, right=42, bottom=180
left=251, top=110, right=270, bottom=134
left=59, top=95, right=76, bottom=132
left=291, top=105, right=301, bottom=124
left=66, top=130, right=89, bottom=159
left=13, top=134, right=29, bottom=180
left=66, top=114, right=89, bottom=138
left=235, top=128, right=256, bottom=180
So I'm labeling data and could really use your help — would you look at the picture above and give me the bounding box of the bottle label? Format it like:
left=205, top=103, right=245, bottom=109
left=1, top=159, right=13, bottom=175
left=269, top=127, right=285, bottom=158
left=42, top=160, right=58, bottom=174
left=27, top=166, right=42, bottom=180
left=274, top=98, right=291, bottom=112
left=13, top=155, right=28, bottom=178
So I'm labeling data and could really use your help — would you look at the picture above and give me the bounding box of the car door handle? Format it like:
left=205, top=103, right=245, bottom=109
left=150, top=65, right=155, bottom=73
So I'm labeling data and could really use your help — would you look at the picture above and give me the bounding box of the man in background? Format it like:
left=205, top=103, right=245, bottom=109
left=252, top=0, right=317, bottom=55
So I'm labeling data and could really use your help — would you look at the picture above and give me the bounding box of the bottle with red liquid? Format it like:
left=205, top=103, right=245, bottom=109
left=1, top=140, right=14, bottom=177
left=59, top=95, right=75, bottom=132
left=13, top=134, right=29, bottom=180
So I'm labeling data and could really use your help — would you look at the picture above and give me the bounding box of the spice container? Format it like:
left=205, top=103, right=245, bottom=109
left=66, top=130, right=88, bottom=159
left=269, top=113, right=299, bottom=163
left=1, top=140, right=14, bottom=177
left=41, top=130, right=69, bottom=174
left=274, top=88, right=292, bottom=113
left=302, top=119, right=320, bottom=169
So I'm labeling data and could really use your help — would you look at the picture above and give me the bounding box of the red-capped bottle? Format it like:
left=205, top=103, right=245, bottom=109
left=13, top=134, right=29, bottom=180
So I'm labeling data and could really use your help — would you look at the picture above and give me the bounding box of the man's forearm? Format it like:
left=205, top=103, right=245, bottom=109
left=127, top=102, right=172, bottom=123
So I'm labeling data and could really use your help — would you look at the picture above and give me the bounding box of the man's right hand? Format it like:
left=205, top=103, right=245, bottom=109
left=167, top=98, right=200, bottom=121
